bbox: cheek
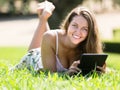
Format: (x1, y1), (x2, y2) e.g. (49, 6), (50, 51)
(67, 25), (75, 33)
(84, 33), (88, 38)
(67, 26), (72, 34)
(84, 33), (88, 40)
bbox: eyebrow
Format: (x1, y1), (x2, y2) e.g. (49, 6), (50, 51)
(72, 22), (88, 28)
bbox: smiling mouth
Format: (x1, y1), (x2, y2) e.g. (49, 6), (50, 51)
(72, 34), (81, 39)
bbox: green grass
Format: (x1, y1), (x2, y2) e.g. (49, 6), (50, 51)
(0, 47), (120, 90)
(102, 28), (120, 43)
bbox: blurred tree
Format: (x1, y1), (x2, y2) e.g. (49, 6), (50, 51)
(8, 0), (16, 15)
(113, 0), (120, 6)
(0, 0), (83, 28)
(0, 0), (6, 13)
(0, 0), (31, 15)
(0, 0), (6, 7)
(0, 0), (15, 15)
(20, 0), (30, 15)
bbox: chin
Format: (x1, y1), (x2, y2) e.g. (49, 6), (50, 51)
(72, 41), (82, 45)
(71, 37), (85, 45)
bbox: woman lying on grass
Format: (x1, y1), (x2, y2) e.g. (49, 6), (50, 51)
(13, 1), (106, 76)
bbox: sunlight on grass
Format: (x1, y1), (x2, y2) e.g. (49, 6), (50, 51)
(0, 47), (27, 65)
(106, 53), (120, 70)
(0, 47), (120, 90)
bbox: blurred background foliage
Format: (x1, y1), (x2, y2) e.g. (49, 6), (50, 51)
(0, 0), (31, 15)
(0, 0), (120, 28)
(0, 0), (120, 15)
(0, 0), (120, 53)
(0, 0), (84, 28)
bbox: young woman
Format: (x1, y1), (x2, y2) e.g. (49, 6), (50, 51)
(14, 1), (106, 76)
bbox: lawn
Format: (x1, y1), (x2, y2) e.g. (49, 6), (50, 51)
(0, 47), (120, 90)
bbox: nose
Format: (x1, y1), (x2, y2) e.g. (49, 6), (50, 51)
(76, 28), (82, 34)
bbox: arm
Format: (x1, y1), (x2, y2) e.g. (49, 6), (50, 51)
(41, 31), (81, 73)
(28, 19), (49, 50)
(28, 1), (55, 50)
(41, 31), (57, 72)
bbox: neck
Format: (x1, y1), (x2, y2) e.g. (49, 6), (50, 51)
(62, 34), (78, 50)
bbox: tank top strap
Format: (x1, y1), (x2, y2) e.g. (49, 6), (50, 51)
(55, 31), (58, 55)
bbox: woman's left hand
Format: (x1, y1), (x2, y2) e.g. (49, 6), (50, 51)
(96, 63), (106, 73)
(37, 1), (55, 20)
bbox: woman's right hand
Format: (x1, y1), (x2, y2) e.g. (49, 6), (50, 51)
(66, 60), (81, 76)
(37, 1), (55, 20)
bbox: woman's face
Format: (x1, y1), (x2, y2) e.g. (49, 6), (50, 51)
(67, 15), (88, 45)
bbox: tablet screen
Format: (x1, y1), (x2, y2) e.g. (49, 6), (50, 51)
(78, 53), (108, 75)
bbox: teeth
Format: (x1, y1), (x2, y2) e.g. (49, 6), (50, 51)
(73, 35), (80, 39)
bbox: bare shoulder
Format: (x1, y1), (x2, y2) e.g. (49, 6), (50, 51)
(42, 30), (56, 43)
(43, 29), (64, 39)
(41, 29), (63, 47)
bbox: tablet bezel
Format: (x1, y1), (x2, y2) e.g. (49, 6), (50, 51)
(78, 53), (108, 71)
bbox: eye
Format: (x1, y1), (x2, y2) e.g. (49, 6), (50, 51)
(81, 28), (88, 33)
(84, 28), (88, 32)
(72, 24), (78, 28)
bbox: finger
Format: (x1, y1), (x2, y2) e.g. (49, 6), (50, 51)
(70, 66), (81, 72)
(68, 69), (79, 76)
(44, 1), (55, 14)
(97, 66), (105, 73)
(72, 60), (80, 67)
(103, 63), (106, 69)
(97, 66), (103, 70)
(37, 5), (44, 9)
(37, 2), (45, 8)
(76, 67), (82, 72)
(69, 69), (78, 74)
(37, 3), (45, 15)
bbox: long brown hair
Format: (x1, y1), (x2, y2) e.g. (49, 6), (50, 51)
(60, 6), (103, 53)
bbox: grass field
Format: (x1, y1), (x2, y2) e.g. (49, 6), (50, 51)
(0, 47), (120, 90)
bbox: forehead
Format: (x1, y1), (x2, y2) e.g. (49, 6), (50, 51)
(71, 15), (88, 26)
